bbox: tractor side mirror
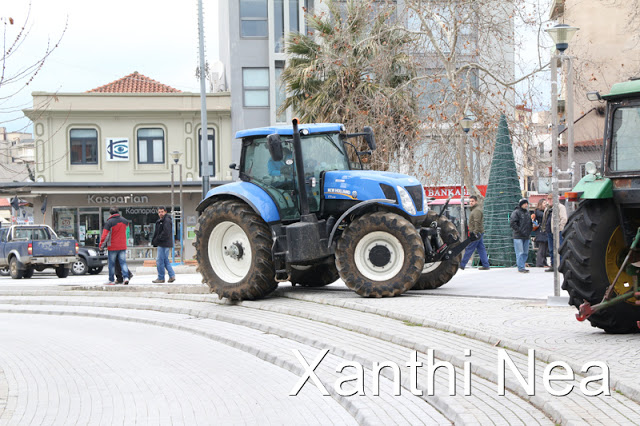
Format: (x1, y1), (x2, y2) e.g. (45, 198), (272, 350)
(267, 133), (283, 161)
(363, 126), (376, 150)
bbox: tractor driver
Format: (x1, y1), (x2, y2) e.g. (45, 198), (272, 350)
(268, 148), (293, 176)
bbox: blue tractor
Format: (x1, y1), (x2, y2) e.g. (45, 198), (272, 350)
(194, 119), (469, 300)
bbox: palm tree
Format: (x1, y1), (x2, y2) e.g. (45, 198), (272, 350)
(280, 0), (420, 170)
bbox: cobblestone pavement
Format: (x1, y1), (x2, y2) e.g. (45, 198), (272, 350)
(0, 270), (638, 425)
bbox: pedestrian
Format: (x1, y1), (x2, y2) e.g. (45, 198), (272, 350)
(543, 194), (568, 272)
(510, 198), (533, 273)
(151, 206), (176, 283)
(99, 206), (131, 285)
(460, 195), (490, 270)
(533, 199), (549, 267)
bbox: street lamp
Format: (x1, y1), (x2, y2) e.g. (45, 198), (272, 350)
(459, 116), (475, 239)
(170, 150), (184, 264)
(544, 23), (579, 300)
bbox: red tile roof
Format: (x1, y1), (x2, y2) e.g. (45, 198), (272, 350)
(87, 72), (181, 93)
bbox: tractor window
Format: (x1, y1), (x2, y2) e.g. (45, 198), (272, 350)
(300, 133), (350, 176)
(610, 106), (640, 172)
(243, 137), (300, 220)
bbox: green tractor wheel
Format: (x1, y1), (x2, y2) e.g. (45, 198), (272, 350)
(560, 199), (640, 333)
(194, 200), (278, 300)
(412, 212), (461, 290)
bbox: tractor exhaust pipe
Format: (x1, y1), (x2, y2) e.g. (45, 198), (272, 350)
(291, 118), (310, 216)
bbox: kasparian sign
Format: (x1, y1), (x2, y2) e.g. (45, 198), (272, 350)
(87, 194), (149, 205)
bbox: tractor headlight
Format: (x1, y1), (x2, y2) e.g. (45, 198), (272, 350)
(397, 186), (417, 215)
(422, 194), (429, 213)
(87, 249), (97, 256)
(585, 161), (597, 175)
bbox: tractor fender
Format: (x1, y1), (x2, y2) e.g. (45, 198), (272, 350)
(327, 198), (396, 248)
(197, 181), (281, 223)
(573, 175), (613, 200)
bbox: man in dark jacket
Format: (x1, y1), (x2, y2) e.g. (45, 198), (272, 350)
(460, 195), (490, 270)
(99, 206), (131, 284)
(151, 206), (176, 283)
(509, 198), (533, 273)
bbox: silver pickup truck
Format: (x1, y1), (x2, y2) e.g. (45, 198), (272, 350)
(0, 225), (78, 279)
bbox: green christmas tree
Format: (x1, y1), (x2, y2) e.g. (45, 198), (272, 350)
(483, 114), (522, 267)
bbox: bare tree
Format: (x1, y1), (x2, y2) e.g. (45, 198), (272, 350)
(1, 2), (66, 130)
(400, 0), (550, 196)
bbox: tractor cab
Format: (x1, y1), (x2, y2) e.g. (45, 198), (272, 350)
(236, 122), (372, 221)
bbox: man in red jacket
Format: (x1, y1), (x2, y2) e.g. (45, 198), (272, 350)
(99, 206), (131, 285)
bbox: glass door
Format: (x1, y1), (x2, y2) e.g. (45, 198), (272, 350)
(79, 210), (101, 247)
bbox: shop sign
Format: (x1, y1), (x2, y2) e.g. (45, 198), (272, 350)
(424, 185), (488, 199)
(106, 137), (130, 161)
(87, 194), (149, 205)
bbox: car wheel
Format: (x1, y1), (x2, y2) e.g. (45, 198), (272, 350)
(71, 258), (88, 275)
(9, 257), (24, 279)
(88, 266), (103, 275)
(0, 266), (9, 276)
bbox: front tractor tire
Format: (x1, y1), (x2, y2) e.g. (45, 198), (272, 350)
(336, 212), (425, 297)
(195, 200), (277, 300)
(560, 199), (640, 333)
(413, 212), (462, 290)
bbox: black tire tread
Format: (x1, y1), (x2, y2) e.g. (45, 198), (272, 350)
(413, 213), (461, 290)
(194, 200), (277, 300)
(335, 212), (424, 297)
(291, 259), (340, 287)
(559, 199), (640, 333)
(9, 257), (23, 280)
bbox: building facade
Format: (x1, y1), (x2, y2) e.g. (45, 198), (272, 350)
(550, 0), (640, 179)
(3, 72), (232, 261)
(0, 127), (34, 183)
(218, 0), (314, 167)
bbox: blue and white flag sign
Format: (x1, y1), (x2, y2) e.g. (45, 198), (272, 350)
(106, 138), (130, 161)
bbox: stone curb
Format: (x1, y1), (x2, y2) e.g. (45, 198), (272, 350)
(3, 294), (636, 424)
(0, 304), (443, 426)
(275, 289), (640, 406)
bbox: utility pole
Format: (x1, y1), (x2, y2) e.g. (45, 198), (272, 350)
(198, 0), (212, 200)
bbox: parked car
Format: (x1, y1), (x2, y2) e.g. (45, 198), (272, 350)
(0, 225), (78, 279)
(72, 246), (107, 275)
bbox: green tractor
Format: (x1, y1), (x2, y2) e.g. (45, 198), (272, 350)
(560, 78), (640, 333)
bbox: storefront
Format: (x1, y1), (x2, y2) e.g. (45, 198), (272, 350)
(6, 182), (214, 261)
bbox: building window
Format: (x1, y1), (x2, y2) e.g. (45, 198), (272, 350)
(240, 0), (268, 37)
(137, 128), (165, 164)
(199, 128), (216, 177)
(70, 129), (98, 164)
(243, 68), (269, 107)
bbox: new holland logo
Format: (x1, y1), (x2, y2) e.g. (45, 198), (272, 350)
(106, 138), (129, 161)
(325, 188), (358, 199)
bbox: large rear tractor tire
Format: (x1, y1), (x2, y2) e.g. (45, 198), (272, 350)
(413, 212), (462, 290)
(195, 200), (278, 300)
(560, 199), (640, 333)
(291, 258), (340, 287)
(336, 212), (424, 297)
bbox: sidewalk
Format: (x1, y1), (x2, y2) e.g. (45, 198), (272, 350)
(0, 265), (568, 301)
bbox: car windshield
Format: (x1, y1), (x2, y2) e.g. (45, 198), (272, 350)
(610, 106), (640, 172)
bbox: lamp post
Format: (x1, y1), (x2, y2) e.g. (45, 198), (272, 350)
(544, 23), (578, 299)
(459, 116), (475, 239)
(170, 150), (184, 264)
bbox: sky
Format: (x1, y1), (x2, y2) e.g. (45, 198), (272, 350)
(2, 0), (220, 133)
(2, 0), (553, 134)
